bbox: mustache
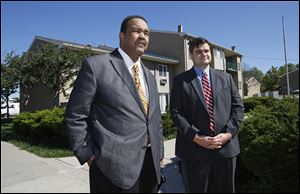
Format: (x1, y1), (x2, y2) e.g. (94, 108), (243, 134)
(136, 41), (147, 46)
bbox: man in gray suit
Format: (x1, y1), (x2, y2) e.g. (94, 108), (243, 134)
(65, 15), (164, 193)
(170, 37), (244, 193)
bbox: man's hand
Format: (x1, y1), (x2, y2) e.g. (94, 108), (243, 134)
(212, 133), (232, 145)
(193, 135), (221, 150)
(193, 133), (232, 150)
(87, 155), (95, 167)
(160, 159), (164, 167)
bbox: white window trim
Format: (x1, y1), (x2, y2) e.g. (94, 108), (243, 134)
(158, 64), (167, 77)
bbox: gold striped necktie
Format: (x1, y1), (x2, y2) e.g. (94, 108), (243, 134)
(133, 64), (149, 115)
(133, 64), (150, 145)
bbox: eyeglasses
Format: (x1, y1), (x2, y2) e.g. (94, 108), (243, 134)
(158, 170), (166, 191)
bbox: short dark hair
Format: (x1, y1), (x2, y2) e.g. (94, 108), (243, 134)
(188, 37), (210, 54)
(120, 15), (148, 33)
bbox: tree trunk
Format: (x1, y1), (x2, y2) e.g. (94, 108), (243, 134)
(5, 95), (10, 120)
(53, 91), (59, 107)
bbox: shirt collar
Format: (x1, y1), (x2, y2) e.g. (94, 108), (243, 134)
(194, 65), (210, 79)
(118, 47), (141, 70)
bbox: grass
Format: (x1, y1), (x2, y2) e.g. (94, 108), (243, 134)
(10, 140), (73, 157)
(1, 120), (73, 158)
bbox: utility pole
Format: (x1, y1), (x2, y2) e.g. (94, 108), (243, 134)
(282, 16), (290, 97)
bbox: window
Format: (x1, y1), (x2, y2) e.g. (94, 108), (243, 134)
(158, 65), (167, 77)
(213, 48), (224, 58)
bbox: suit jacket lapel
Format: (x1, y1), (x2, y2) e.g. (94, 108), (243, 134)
(209, 68), (218, 104)
(190, 69), (208, 113)
(142, 62), (153, 118)
(209, 68), (218, 131)
(109, 49), (146, 116)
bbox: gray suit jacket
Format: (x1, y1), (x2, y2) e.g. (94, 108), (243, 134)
(64, 49), (164, 189)
(170, 67), (244, 160)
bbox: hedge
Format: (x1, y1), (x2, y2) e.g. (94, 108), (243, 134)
(12, 107), (69, 148)
(243, 96), (278, 113)
(162, 112), (177, 140)
(236, 98), (299, 193)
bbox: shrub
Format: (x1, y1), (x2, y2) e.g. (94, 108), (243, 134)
(12, 107), (69, 148)
(243, 97), (278, 113)
(13, 109), (179, 148)
(162, 112), (177, 140)
(13, 111), (36, 136)
(237, 98), (299, 192)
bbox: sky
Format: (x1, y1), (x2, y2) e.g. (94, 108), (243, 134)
(1, 1), (299, 75)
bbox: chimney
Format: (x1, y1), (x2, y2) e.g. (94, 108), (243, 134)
(231, 46), (236, 51)
(178, 24), (183, 32)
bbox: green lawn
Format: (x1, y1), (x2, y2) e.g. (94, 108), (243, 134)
(1, 121), (73, 158)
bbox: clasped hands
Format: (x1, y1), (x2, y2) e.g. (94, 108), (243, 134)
(193, 133), (232, 150)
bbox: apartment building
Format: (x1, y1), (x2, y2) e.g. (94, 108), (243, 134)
(21, 36), (178, 113)
(21, 29), (243, 113)
(148, 25), (244, 99)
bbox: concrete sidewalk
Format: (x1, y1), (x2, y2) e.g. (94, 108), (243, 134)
(1, 140), (185, 193)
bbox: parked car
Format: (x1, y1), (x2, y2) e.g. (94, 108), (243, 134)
(1, 102), (20, 118)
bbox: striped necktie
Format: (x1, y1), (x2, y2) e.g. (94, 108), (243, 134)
(201, 71), (215, 132)
(133, 64), (149, 115)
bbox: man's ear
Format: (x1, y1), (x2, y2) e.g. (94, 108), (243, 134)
(119, 32), (124, 42)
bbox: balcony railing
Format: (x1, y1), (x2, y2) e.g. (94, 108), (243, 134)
(226, 61), (237, 71)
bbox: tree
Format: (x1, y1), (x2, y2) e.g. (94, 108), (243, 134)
(15, 44), (94, 107)
(243, 67), (264, 83)
(11, 51), (41, 109)
(1, 52), (19, 119)
(260, 63), (299, 93)
(278, 63), (298, 76)
(261, 66), (281, 92)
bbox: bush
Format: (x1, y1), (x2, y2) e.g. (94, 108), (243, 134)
(1, 123), (15, 141)
(13, 111), (36, 136)
(12, 107), (69, 148)
(243, 97), (278, 113)
(237, 98), (299, 192)
(12, 109), (179, 149)
(162, 112), (177, 140)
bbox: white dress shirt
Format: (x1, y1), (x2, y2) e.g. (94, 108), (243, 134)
(118, 48), (149, 100)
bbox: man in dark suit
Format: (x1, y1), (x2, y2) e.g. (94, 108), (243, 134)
(64, 15), (164, 193)
(170, 37), (244, 193)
